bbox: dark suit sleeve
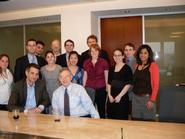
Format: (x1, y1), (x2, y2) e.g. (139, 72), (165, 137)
(79, 50), (89, 68)
(39, 80), (51, 109)
(56, 54), (67, 67)
(37, 56), (47, 79)
(14, 56), (29, 83)
(37, 56), (47, 67)
(14, 59), (21, 83)
(62, 55), (67, 67)
(101, 50), (110, 65)
(8, 82), (25, 112)
(77, 54), (81, 67)
(56, 55), (61, 66)
(79, 53), (84, 68)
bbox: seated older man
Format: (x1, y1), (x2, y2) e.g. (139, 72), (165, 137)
(52, 68), (99, 118)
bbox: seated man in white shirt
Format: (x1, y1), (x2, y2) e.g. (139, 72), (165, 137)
(52, 68), (99, 118)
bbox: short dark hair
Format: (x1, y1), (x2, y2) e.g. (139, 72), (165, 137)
(124, 42), (135, 50)
(36, 40), (45, 47)
(136, 44), (154, 65)
(113, 48), (124, 55)
(45, 50), (55, 58)
(64, 39), (74, 46)
(68, 51), (79, 60)
(87, 35), (98, 43)
(26, 63), (40, 72)
(26, 38), (36, 46)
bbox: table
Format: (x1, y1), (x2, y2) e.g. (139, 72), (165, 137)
(0, 110), (185, 139)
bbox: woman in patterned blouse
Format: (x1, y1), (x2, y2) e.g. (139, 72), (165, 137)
(68, 51), (83, 85)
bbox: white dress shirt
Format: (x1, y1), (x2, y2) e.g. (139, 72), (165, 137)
(52, 83), (99, 118)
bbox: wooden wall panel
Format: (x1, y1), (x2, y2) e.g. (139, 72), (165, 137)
(101, 16), (142, 66)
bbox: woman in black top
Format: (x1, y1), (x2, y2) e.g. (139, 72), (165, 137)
(132, 44), (159, 121)
(107, 48), (133, 120)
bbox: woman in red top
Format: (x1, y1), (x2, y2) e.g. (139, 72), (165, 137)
(83, 44), (109, 118)
(132, 44), (159, 121)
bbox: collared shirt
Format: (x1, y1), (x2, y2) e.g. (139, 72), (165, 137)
(52, 83), (100, 118)
(25, 82), (36, 109)
(27, 53), (38, 64)
(83, 57), (109, 89)
(25, 82), (44, 112)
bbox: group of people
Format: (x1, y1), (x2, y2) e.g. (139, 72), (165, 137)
(0, 34), (159, 121)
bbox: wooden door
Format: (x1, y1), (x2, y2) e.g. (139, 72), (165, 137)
(101, 16), (142, 66)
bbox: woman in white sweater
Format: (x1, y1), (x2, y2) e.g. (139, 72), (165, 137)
(0, 54), (13, 111)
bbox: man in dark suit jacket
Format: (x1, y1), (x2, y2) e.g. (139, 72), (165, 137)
(8, 63), (50, 113)
(80, 35), (110, 68)
(56, 39), (75, 67)
(14, 38), (46, 82)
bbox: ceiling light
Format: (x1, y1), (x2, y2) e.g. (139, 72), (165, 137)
(170, 35), (180, 38)
(171, 31), (184, 35)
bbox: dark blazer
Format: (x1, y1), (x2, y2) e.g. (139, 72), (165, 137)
(80, 49), (110, 68)
(14, 55), (46, 82)
(56, 53), (67, 67)
(8, 79), (50, 112)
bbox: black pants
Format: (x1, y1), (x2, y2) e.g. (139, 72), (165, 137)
(0, 104), (8, 111)
(95, 87), (107, 118)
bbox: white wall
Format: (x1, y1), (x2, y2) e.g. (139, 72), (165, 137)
(60, 6), (91, 53)
(0, 0), (184, 53)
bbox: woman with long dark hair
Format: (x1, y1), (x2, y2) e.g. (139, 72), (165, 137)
(0, 54), (13, 110)
(132, 44), (159, 120)
(68, 51), (83, 85)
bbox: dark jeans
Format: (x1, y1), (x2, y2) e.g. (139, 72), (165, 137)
(95, 87), (107, 118)
(85, 87), (95, 103)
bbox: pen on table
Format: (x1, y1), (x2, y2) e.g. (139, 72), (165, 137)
(121, 127), (123, 139)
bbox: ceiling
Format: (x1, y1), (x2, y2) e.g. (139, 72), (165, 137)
(0, 0), (114, 13)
